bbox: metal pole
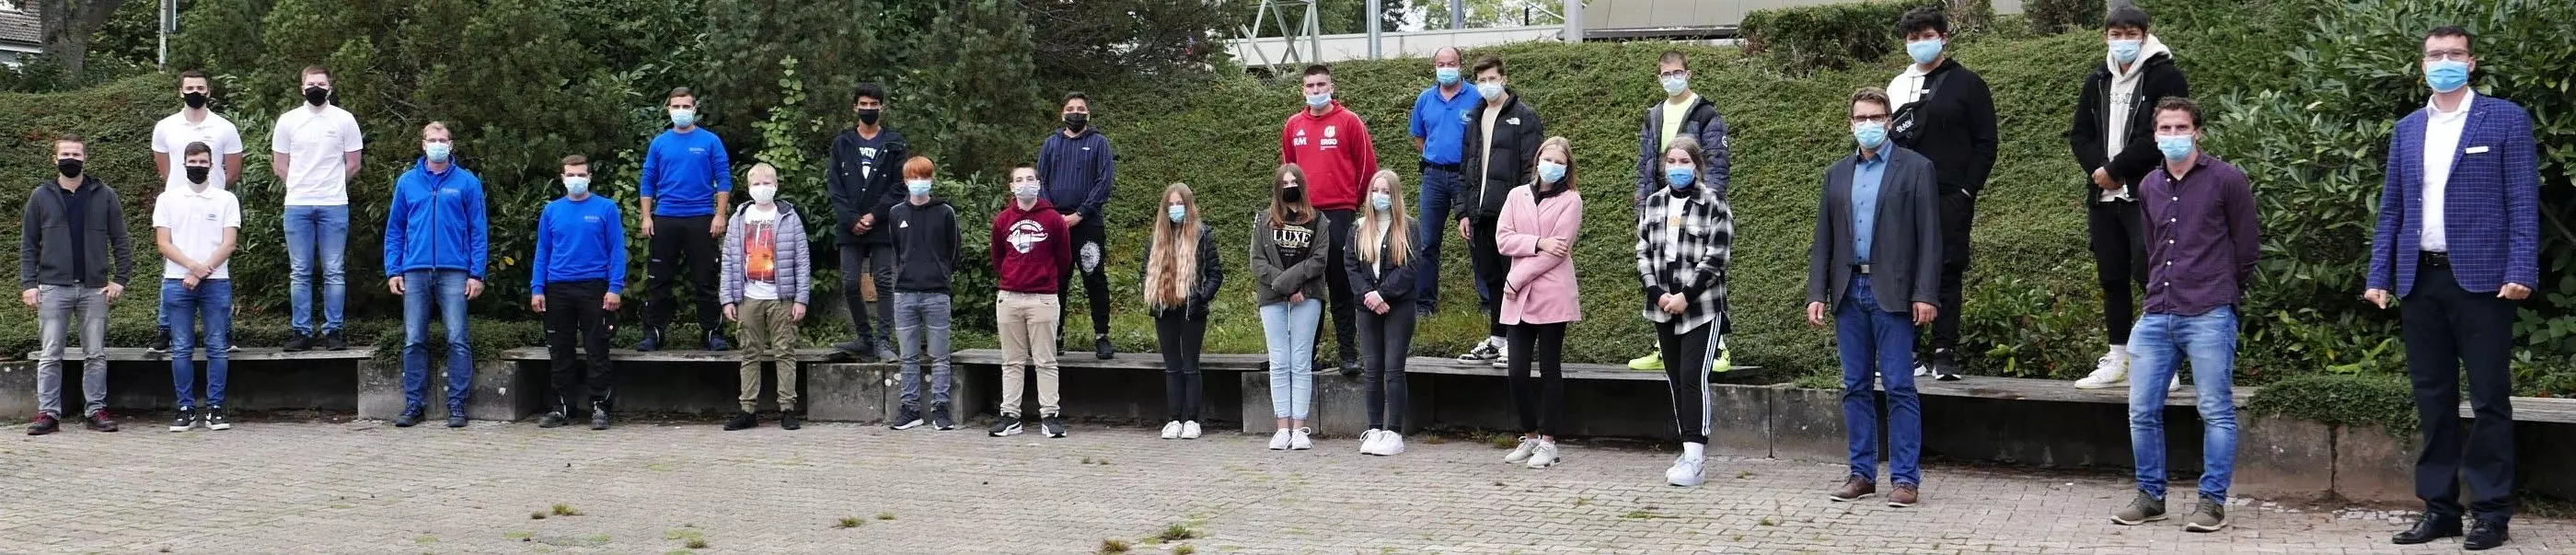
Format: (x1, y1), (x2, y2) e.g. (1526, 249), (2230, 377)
(1366, 0), (1380, 60)
(158, 0), (174, 70)
(1561, 0), (1582, 43)
(1305, 1), (1321, 65)
(1448, 0), (1463, 29)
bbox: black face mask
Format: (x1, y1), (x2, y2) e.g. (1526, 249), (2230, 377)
(184, 92), (210, 110)
(1063, 112), (1089, 131)
(186, 166), (212, 185)
(304, 86), (329, 107)
(57, 158), (83, 179)
(1279, 185), (1303, 203)
(857, 109), (882, 126)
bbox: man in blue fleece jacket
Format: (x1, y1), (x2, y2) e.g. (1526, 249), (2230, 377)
(636, 87), (734, 353)
(532, 154), (627, 431)
(382, 121), (489, 428)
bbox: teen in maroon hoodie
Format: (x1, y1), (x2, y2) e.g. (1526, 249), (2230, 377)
(1281, 64), (1379, 376)
(990, 164), (1073, 438)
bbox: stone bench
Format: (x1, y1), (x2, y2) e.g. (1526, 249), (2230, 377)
(1241, 355), (1771, 438)
(2, 348), (372, 416)
(953, 349), (1267, 426)
(489, 347), (900, 422)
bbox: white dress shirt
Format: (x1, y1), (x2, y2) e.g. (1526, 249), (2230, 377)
(2419, 90), (2475, 253)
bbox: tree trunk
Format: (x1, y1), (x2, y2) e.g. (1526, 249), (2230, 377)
(41, 0), (128, 81)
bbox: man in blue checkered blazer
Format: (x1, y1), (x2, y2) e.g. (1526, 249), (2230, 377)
(2366, 26), (2539, 552)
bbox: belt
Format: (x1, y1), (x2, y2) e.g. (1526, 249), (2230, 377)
(1853, 264), (1874, 275)
(1420, 161), (1461, 172)
(2421, 251), (2451, 268)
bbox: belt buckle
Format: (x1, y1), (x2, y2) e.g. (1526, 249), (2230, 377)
(1854, 264), (1874, 274)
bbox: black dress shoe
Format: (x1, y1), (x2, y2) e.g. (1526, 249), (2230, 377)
(2465, 518), (2509, 550)
(2391, 514), (2461, 545)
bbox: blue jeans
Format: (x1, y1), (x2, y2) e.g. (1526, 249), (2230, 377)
(895, 292), (954, 410)
(163, 279), (233, 409)
(2126, 306), (2239, 504)
(1411, 166), (1459, 312)
(1260, 299), (1322, 420)
(1837, 276), (1922, 486)
(283, 204), (349, 334)
(401, 270), (473, 410)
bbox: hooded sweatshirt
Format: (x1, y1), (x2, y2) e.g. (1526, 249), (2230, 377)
(888, 197), (961, 294)
(1037, 127), (1115, 222)
(383, 158), (490, 279)
(1885, 59), (1999, 197)
(2070, 35), (2190, 201)
(993, 198), (1072, 294)
(1279, 101), (1378, 212)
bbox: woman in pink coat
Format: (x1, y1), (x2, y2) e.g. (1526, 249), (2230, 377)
(1495, 136), (1583, 469)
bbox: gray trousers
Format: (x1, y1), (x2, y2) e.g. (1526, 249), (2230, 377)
(36, 284), (111, 417)
(894, 292), (954, 410)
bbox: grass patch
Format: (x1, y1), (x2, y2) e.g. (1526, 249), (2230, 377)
(1621, 509), (1667, 519)
(834, 516), (865, 529)
(529, 511), (547, 520)
(1097, 538), (1132, 553)
(1759, 517), (1779, 526)
(503, 531), (534, 540)
(1174, 546), (1197, 555)
(413, 536), (437, 544)
(1156, 523), (1199, 543)
(684, 538), (708, 549)
(876, 511), (897, 520)
(549, 503), (583, 516)
(664, 529), (705, 541)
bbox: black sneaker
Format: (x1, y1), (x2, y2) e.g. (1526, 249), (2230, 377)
(537, 410), (569, 428)
(780, 411), (802, 431)
(1932, 350), (1963, 381)
(283, 332), (317, 353)
(890, 406), (925, 430)
(169, 407), (198, 433)
(27, 413), (59, 435)
(1338, 353), (1362, 377)
(724, 410), (758, 431)
(393, 406), (424, 427)
(833, 340), (873, 363)
(86, 410), (119, 432)
(590, 403), (610, 430)
(930, 403), (956, 431)
(322, 330), (348, 351)
(445, 412), (468, 428)
(988, 416), (1023, 437)
(1094, 336), (1115, 360)
(1041, 414), (1067, 438)
(705, 330), (732, 352)
(148, 329), (171, 355)
(204, 406), (231, 431)
(635, 327), (664, 353)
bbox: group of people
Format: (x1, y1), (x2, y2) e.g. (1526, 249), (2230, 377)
(13, 5), (2537, 549)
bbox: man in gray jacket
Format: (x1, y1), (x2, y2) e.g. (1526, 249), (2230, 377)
(20, 135), (133, 435)
(1806, 88), (1940, 507)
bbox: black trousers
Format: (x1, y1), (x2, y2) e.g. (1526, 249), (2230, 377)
(2402, 259), (2517, 522)
(1507, 321), (1567, 435)
(1156, 314), (1207, 422)
(1657, 320), (1716, 445)
(642, 214), (722, 331)
(2087, 199), (2148, 345)
(543, 280), (615, 408)
(1357, 304), (1417, 430)
(1468, 216), (1509, 339)
(1929, 191), (1976, 356)
(1311, 209), (1360, 362)
(1057, 217), (1113, 341)
(838, 243), (897, 349)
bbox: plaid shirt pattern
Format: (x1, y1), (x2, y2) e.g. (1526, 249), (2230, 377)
(1635, 186), (1734, 333)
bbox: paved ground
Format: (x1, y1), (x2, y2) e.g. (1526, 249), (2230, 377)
(0, 417), (2566, 554)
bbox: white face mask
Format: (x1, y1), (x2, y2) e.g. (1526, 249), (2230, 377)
(749, 185), (778, 204)
(1012, 183), (1041, 202)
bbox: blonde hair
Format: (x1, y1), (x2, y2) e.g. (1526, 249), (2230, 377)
(747, 162), (779, 183)
(1357, 169), (1413, 267)
(1144, 182), (1204, 309)
(1266, 164), (1318, 228)
(1534, 136), (1576, 191)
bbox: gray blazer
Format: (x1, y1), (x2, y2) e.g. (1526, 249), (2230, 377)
(1806, 146), (1943, 313)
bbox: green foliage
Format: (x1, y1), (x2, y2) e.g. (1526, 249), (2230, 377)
(1027, 0), (1243, 80)
(2245, 374), (2419, 434)
(2020, 0), (2102, 36)
(1740, 0), (1940, 75)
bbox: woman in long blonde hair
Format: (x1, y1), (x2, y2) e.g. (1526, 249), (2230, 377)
(1141, 182), (1224, 439)
(1347, 168), (1424, 456)
(1253, 164), (1327, 450)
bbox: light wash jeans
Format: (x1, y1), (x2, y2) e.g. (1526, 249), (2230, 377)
(400, 270), (473, 411)
(35, 284), (110, 417)
(1260, 299), (1323, 420)
(283, 204), (349, 334)
(2126, 305), (2239, 504)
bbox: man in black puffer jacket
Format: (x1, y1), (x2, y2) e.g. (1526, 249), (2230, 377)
(1451, 54), (1545, 368)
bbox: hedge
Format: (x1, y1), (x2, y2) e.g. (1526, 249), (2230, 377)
(1740, 0), (1941, 75)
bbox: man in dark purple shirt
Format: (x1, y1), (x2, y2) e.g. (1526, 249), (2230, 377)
(2109, 97), (2256, 534)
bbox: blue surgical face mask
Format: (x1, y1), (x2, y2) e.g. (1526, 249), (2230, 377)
(907, 179), (933, 198)
(1907, 38), (1945, 65)
(1370, 192), (1392, 212)
(1665, 166), (1696, 190)
(1660, 75), (1689, 97)
(1537, 160), (1567, 185)
(1435, 66), (1460, 86)
(669, 109), (697, 128)
(1474, 81), (1505, 100)
(1304, 92), (1332, 110)
(1853, 121), (1889, 150)
(562, 177), (590, 197)
(1167, 204), (1187, 223)
(423, 143), (451, 163)
(2155, 133), (2196, 160)
(2426, 60), (2471, 94)
(2108, 39), (2143, 64)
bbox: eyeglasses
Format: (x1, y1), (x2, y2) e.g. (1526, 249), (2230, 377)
(2423, 50), (2471, 63)
(1849, 114), (1891, 124)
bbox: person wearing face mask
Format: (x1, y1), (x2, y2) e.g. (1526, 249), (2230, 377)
(1628, 50), (1735, 374)
(2373, 26), (2539, 551)
(1037, 92), (1118, 360)
(1280, 64), (1378, 375)
(1635, 135), (1731, 486)
(2106, 97), (2256, 535)
(1404, 46), (1480, 317)
(720, 163), (814, 433)
(532, 155), (627, 431)
(2069, 6), (2191, 391)
(636, 87), (735, 353)
(1884, 7), (1995, 382)
(1141, 183), (1223, 441)
(989, 165), (1073, 438)
(20, 134), (133, 435)
(382, 121), (491, 429)
(269, 64), (364, 353)
(885, 157), (964, 434)
(1807, 88), (1941, 507)
(154, 142), (241, 433)
(1348, 169), (1422, 457)
(1253, 164), (1327, 451)
(147, 70), (247, 357)
(1451, 54), (1545, 370)
(826, 83), (912, 363)
(1496, 137), (1583, 470)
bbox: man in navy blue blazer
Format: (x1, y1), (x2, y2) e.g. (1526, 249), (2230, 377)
(2365, 26), (2539, 552)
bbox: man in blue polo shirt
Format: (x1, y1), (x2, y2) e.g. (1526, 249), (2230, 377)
(1406, 46), (1480, 316)
(533, 154), (626, 431)
(383, 121), (490, 428)
(637, 87), (734, 353)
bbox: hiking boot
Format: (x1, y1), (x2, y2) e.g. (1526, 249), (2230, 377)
(890, 406), (926, 430)
(635, 327), (665, 353)
(1041, 414), (1067, 438)
(169, 407), (198, 432)
(2182, 499), (2226, 532)
(930, 403), (956, 431)
(322, 330), (348, 351)
(780, 410), (802, 431)
(205, 406), (230, 431)
(27, 413), (60, 435)
(283, 332), (316, 353)
(589, 403), (610, 430)
(86, 410), (118, 432)
(148, 329), (171, 355)
(1095, 336), (1115, 360)
(1888, 484), (1921, 508)
(704, 330), (732, 352)
(2111, 491), (2167, 525)
(988, 416), (1024, 437)
(1829, 477), (1877, 502)
(393, 406), (425, 427)
(537, 410), (570, 428)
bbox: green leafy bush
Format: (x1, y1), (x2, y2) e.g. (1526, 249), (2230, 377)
(1740, 0), (1940, 75)
(2021, 0), (2102, 36)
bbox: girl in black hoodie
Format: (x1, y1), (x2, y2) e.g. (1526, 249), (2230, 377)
(1142, 182), (1223, 440)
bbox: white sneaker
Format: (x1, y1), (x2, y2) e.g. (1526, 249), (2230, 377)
(2074, 350), (2130, 389)
(1377, 432), (1405, 456)
(1525, 440), (1558, 468)
(1912, 363), (1932, 377)
(1665, 454), (1705, 486)
(1269, 428), (1293, 450)
(1492, 353), (1510, 369)
(1290, 427), (1313, 450)
(1181, 421), (1203, 439)
(2168, 376), (2187, 395)
(1357, 429), (1382, 455)
(1161, 421), (1184, 440)
(1504, 437), (1537, 464)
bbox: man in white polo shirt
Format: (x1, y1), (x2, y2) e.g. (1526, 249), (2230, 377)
(271, 64), (364, 353)
(149, 69), (246, 355)
(155, 142), (242, 432)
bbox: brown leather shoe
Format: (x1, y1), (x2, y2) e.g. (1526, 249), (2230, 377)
(1829, 477), (1877, 502)
(1888, 484), (1921, 507)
